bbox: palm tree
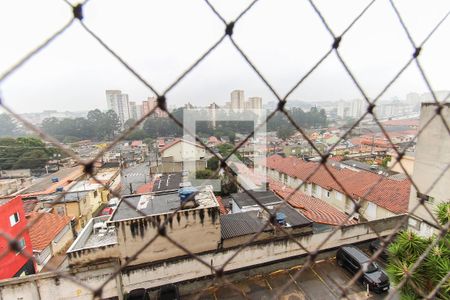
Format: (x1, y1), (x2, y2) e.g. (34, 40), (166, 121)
(386, 202), (450, 299)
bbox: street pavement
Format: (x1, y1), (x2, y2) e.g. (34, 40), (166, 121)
(183, 256), (399, 300)
(121, 162), (150, 195)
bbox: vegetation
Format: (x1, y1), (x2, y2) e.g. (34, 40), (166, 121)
(386, 202), (450, 299)
(0, 137), (63, 170)
(41, 109), (121, 142)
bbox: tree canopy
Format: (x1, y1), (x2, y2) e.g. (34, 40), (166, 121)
(0, 137), (62, 170)
(386, 202), (450, 299)
(41, 109), (121, 142)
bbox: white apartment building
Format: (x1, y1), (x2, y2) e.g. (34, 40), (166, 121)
(246, 97), (262, 110)
(231, 90), (245, 110)
(105, 90), (131, 126)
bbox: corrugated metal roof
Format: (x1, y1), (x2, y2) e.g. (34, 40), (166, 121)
(220, 203), (311, 239)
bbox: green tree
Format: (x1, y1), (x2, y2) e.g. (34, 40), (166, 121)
(386, 202), (450, 299)
(277, 126), (295, 140)
(0, 137), (54, 170)
(207, 156), (219, 171)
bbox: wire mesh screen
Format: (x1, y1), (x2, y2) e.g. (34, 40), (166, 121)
(0, 0), (449, 299)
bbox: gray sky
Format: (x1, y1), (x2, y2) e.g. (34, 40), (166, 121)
(0, 0), (449, 113)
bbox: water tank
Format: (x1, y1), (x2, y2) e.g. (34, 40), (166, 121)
(178, 187), (198, 203)
(276, 212), (287, 226)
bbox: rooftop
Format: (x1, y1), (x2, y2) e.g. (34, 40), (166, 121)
(269, 180), (357, 226)
(220, 203), (312, 239)
(230, 191), (283, 209)
(111, 186), (218, 222)
(27, 212), (72, 251)
(152, 173), (183, 192)
(67, 215), (117, 252)
(264, 155), (411, 214)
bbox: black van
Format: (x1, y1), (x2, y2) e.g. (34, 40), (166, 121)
(336, 245), (390, 293)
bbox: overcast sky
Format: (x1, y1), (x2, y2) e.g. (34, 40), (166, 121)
(0, 0), (449, 113)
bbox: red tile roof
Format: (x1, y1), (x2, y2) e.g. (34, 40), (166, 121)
(269, 180), (356, 226)
(263, 155), (410, 214)
(136, 182), (154, 194)
(27, 212), (72, 251)
(215, 196), (228, 214)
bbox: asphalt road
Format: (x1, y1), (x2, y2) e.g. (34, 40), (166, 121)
(121, 162), (150, 195)
(183, 256), (399, 300)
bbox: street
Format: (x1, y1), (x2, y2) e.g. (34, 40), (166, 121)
(121, 162), (150, 195)
(182, 256), (398, 300)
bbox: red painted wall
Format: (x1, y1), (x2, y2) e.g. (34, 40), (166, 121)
(0, 195), (35, 279)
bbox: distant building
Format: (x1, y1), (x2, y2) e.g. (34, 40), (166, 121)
(408, 103), (450, 236)
(157, 138), (206, 174)
(105, 90), (131, 126)
(142, 96), (167, 118)
(246, 97), (263, 110)
(0, 196), (36, 280)
(129, 101), (138, 120)
(231, 90), (245, 110)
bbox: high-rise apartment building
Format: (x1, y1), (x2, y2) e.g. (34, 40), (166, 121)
(231, 90), (245, 110)
(246, 97), (262, 110)
(105, 90), (131, 126)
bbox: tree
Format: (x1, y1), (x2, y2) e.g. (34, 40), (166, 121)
(207, 156), (219, 171)
(386, 202), (450, 299)
(0, 114), (18, 137)
(277, 126), (295, 140)
(0, 137), (55, 170)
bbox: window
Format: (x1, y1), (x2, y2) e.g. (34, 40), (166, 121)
(93, 190), (98, 198)
(9, 212), (20, 226)
(417, 192), (434, 203)
(326, 191), (331, 198)
(15, 238), (26, 254)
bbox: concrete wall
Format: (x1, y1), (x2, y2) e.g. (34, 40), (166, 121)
(121, 214), (403, 292)
(0, 263), (119, 300)
(0, 215), (404, 299)
(161, 142), (205, 162)
(408, 103), (450, 236)
(112, 207), (220, 266)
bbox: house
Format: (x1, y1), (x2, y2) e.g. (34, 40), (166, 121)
(67, 185), (221, 267)
(0, 196), (36, 280)
(37, 184), (105, 232)
(27, 212), (73, 271)
(258, 154), (411, 221)
(159, 138), (206, 162)
(156, 138), (207, 174)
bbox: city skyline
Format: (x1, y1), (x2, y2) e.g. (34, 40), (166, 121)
(1, 0), (450, 113)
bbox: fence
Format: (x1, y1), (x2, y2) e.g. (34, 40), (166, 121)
(0, 0), (449, 299)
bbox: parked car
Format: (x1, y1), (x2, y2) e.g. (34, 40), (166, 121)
(158, 284), (180, 300)
(337, 245), (390, 293)
(369, 239), (389, 261)
(100, 198), (119, 216)
(126, 288), (150, 300)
